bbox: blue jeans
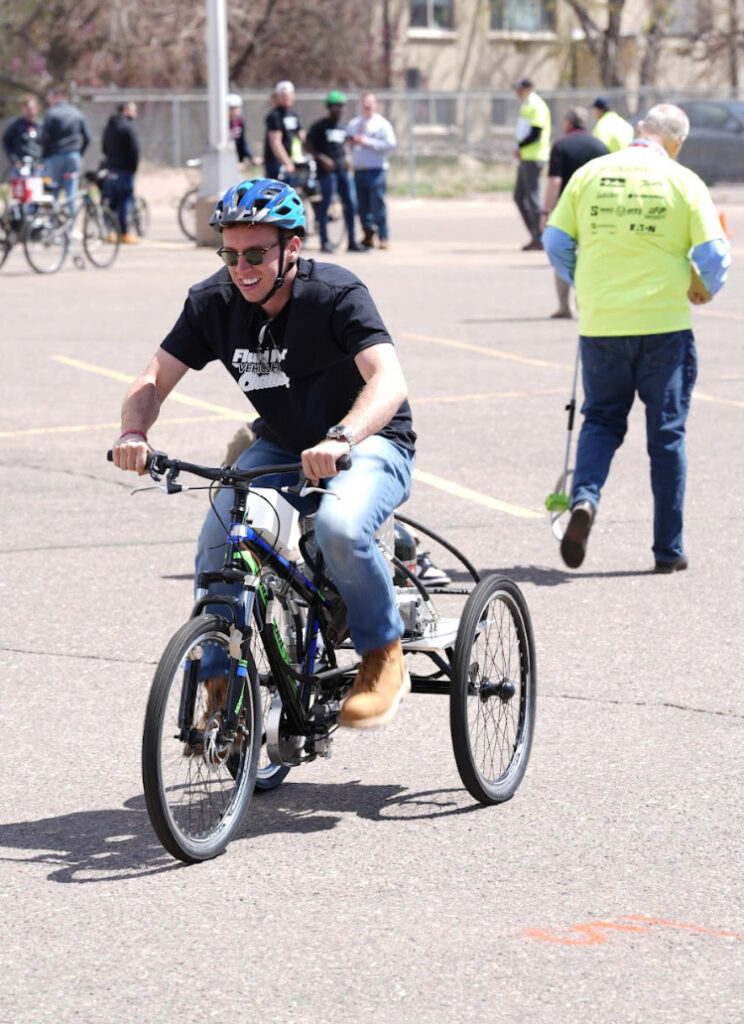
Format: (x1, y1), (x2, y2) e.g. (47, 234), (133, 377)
(44, 152), (81, 208)
(572, 330), (698, 563)
(103, 170), (135, 233)
(195, 434), (414, 675)
(317, 167), (357, 246)
(354, 167), (388, 241)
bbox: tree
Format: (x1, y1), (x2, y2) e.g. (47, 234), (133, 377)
(561, 0), (628, 87)
(0, 0), (383, 100)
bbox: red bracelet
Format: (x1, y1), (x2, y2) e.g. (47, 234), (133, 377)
(120, 429), (148, 442)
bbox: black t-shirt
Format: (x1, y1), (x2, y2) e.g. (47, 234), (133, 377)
(160, 258), (416, 455)
(263, 106), (302, 167)
(548, 131), (609, 191)
(307, 116), (348, 174)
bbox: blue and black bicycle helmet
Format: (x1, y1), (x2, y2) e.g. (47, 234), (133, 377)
(210, 177), (306, 236)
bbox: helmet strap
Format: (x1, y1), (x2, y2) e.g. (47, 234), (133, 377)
(252, 236), (289, 307)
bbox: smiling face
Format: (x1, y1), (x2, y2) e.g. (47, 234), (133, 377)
(221, 223), (301, 310)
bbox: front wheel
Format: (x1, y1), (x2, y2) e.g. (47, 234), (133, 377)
(178, 187), (197, 241)
(22, 209), (69, 273)
(450, 575), (536, 804)
(142, 615), (261, 863)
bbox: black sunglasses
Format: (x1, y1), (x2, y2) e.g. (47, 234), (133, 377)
(217, 241), (280, 267)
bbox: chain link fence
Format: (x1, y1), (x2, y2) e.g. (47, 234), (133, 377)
(4, 85), (743, 192)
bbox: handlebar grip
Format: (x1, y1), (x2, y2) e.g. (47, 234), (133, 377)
(106, 449), (156, 469)
(336, 454), (352, 471)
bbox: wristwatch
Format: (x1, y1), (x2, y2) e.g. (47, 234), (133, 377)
(326, 424), (356, 449)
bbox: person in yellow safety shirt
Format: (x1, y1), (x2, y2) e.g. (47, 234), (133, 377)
(542, 104), (731, 574)
(591, 97), (634, 152)
(513, 77), (551, 250)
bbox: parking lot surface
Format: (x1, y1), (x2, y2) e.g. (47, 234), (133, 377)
(1, 186), (742, 1023)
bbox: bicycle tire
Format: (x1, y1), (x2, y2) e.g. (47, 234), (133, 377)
(132, 195), (150, 236)
(325, 195), (345, 250)
(178, 187), (198, 241)
(450, 575), (536, 805)
(0, 198), (12, 270)
(22, 209), (69, 274)
(142, 615), (261, 863)
(83, 204), (120, 268)
(252, 603), (292, 791)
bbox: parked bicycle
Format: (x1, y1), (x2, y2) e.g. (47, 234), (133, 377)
(23, 170), (120, 274)
(108, 448), (537, 864)
(176, 158), (202, 241)
(0, 158), (45, 270)
(280, 159), (345, 251)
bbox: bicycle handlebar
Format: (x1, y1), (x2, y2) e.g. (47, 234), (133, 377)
(106, 449), (351, 487)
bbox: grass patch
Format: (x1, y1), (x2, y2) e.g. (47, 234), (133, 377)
(387, 156), (515, 198)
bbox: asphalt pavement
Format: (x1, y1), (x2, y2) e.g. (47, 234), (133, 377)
(1, 185), (742, 1024)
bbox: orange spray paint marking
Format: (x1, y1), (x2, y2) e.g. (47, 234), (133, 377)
(524, 916), (744, 945)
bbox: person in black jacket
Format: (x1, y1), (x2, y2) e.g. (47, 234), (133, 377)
(2, 95), (42, 171)
(101, 101), (140, 242)
(40, 86), (90, 205)
(539, 107), (608, 318)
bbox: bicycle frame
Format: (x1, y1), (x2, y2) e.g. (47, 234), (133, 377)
(188, 469), (350, 744)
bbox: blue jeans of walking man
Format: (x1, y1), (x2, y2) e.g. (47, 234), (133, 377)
(572, 330), (698, 563)
(196, 433), (414, 677)
(354, 167), (389, 243)
(317, 166), (357, 248)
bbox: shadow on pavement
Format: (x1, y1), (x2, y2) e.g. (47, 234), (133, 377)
(448, 565), (656, 586)
(0, 783), (479, 883)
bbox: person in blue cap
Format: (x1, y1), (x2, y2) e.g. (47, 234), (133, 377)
(111, 177), (416, 729)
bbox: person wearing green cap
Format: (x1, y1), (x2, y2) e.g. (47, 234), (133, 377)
(306, 90), (365, 252)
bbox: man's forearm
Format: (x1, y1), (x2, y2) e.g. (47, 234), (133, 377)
(121, 376), (163, 435)
(342, 369), (406, 443)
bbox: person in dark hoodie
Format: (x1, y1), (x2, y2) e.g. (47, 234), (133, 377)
(101, 101), (140, 242)
(40, 86), (90, 207)
(2, 95), (42, 171)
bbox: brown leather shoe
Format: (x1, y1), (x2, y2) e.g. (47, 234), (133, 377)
(378, 239), (389, 250)
(362, 227), (375, 248)
(338, 639), (410, 729)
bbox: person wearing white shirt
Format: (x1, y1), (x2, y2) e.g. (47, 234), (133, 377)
(347, 92), (396, 249)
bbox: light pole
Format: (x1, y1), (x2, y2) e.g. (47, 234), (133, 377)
(196, 0), (240, 244)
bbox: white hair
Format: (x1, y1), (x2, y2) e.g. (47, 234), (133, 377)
(274, 80), (295, 94)
(639, 104), (689, 144)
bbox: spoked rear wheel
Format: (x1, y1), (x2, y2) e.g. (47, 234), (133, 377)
(450, 575), (536, 805)
(22, 209), (69, 273)
(252, 612), (291, 792)
(326, 195), (345, 250)
(142, 615), (261, 863)
(132, 195), (150, 236)
(177, 187), (197, 241)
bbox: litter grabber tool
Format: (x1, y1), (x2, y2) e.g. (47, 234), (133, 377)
(545, 341), (580, 540)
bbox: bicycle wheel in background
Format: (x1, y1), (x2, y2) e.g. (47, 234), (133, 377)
(142, 614), (261, 863)
(131, 195), (150, 237)
(83, 204), (120, 268)
(22, 209), (69, 274)
(450, 575), (536, 805)
(177, 187), (197, 241)
(325, 194), (345, 250)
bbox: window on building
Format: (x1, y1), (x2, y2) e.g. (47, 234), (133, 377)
(414, 96), (457, 127)
(490, 0), (555, 32)
(410, 0), (455, 30)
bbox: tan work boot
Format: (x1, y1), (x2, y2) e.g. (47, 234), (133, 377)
(338, 639), (410, 729)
